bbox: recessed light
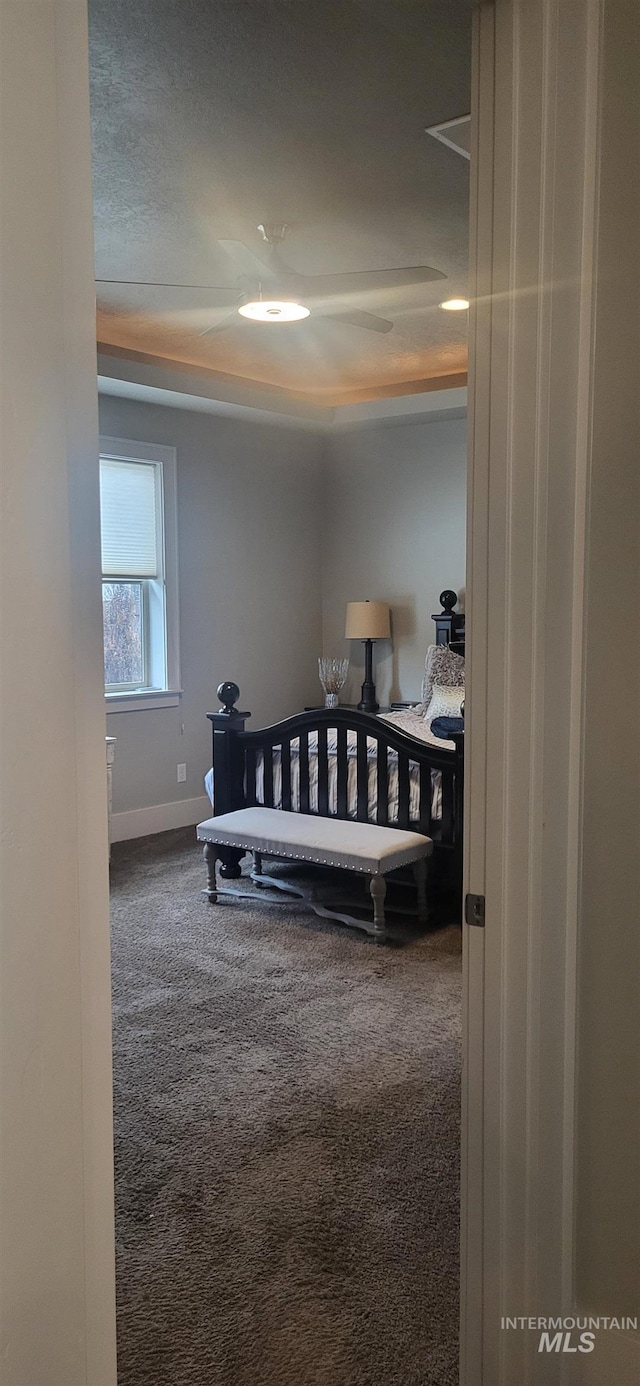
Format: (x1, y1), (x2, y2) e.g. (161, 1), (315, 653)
(439, 298), (469, 311)
(238, 299), (310, 323)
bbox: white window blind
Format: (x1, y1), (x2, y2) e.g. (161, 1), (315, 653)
(100, 458), (159, 577)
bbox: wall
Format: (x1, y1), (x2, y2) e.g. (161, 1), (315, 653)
(1, 3), (117, 1382)
(98, 396), (324, 832)
(321, 417), (467, 706)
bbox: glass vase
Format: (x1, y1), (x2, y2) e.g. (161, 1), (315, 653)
(318, 656), (349, 709)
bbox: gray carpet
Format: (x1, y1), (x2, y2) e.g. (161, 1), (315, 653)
(110, 828), (461, 1386)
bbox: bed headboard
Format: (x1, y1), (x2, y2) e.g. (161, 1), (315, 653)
(432, 590), (465, 655)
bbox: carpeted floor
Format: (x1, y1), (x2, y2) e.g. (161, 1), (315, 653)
(110, 828), (461, 1386)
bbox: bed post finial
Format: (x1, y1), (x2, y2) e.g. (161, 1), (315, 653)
(207, 682), (250, 879)
(433, 590), (465, 651)
(217, 680), (240, 714)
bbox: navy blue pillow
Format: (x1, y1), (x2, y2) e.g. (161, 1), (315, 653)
(431, 715), (464, 740)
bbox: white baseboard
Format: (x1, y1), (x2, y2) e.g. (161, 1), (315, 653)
(111, 794), (211, 843)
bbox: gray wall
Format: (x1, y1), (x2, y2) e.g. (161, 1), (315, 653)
(99, 396), (324, 814)
(100, 399), (467, 816)
(321, 418), (467, 706)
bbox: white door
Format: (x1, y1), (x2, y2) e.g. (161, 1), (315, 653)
(461, 3), (640, 1383)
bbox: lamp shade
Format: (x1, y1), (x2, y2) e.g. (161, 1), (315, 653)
(345, 601), (391, 640)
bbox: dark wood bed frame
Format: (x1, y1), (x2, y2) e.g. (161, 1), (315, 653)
(207, 592), (465, 905)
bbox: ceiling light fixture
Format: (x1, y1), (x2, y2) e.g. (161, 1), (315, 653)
(238, 298), (310, 323)
(439, 298), (470, 311)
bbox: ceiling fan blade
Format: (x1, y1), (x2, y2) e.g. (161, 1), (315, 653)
(324, 309), (393, 334)
(96, 279), (240, 305)
(302, 264), (446, 296)
(198, 310), (240, 338)
(218, 240), (276, 282)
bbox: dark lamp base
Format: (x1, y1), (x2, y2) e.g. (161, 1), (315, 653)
(358, 687), (379, 714)
(358, 639), (380, 713)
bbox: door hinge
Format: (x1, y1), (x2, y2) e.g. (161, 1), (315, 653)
(465, 892), (485, 927)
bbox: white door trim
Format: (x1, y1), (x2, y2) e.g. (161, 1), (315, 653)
(459, 7), (494, 1382)
(462, 2), (639, 1382)
(0, 3), (117, 1381)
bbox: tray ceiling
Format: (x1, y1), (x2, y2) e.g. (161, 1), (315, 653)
(89, 0), (472, 405)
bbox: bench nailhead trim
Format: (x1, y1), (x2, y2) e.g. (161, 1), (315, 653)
(198, 835), (429, 872)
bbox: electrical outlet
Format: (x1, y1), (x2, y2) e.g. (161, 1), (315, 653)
(177, 763), (187, 783)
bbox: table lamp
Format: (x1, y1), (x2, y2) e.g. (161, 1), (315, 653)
(345, 600), (391, 712)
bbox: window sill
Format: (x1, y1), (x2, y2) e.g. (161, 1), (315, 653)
(105, 690), (182, 713)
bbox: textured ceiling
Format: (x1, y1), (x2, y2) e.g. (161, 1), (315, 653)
(89, 0), (472, 404)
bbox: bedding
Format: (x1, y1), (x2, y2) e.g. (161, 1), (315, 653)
(205, 708), (454, 825)
(431, 715), (465, 740)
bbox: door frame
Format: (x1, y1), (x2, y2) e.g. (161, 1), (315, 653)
(461, 3), (640, 1382)
(0, 3), (117, 1382)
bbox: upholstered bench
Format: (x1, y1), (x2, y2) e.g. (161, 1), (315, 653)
(196, 807), (433, 943)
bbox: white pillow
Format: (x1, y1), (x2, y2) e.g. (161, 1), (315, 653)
(424, 685), (464, 726)
(421, 643), (465, 712)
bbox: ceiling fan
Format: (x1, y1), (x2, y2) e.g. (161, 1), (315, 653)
(96, 223), (446, 336)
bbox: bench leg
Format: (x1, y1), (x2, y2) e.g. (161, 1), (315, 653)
(412, 856), (429, 924)
(203, 842), (219, 902)
(252, 850), (263, 885)
(369, 874), (387, 942)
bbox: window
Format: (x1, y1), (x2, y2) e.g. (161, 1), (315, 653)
(99, 438), (180, 710)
